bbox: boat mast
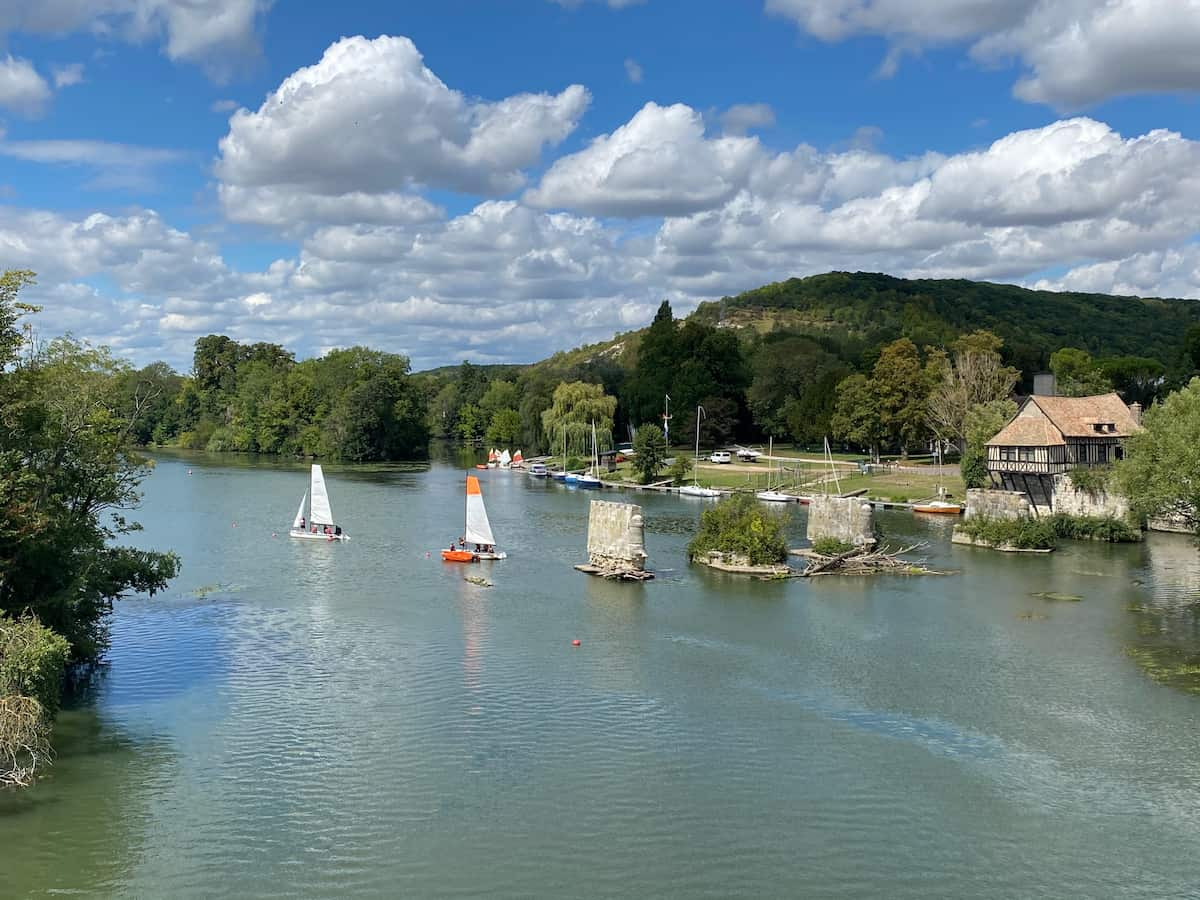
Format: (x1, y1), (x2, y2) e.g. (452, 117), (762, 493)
(694, 405), (704, 486)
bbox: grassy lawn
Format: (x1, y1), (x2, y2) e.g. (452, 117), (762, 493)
(826, 471), (966, 503)
(605, 458), (964, 503)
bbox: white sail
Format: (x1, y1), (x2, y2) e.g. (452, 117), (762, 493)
(292, 490), (307, 530)
(309, 464), (334, 525)
(499, 449), (512, 466)
(463, 476), (495, 545)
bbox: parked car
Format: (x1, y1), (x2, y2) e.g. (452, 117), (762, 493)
(709, 451), (732, 464)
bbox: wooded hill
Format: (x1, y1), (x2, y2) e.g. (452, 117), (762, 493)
(519, 271), (1200, 384)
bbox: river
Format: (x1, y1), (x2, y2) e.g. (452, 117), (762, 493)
(3, 452), (1200, 898)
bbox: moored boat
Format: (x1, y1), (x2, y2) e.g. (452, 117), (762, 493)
(528, 462), (549, 477)
(913, 499), (965, 515)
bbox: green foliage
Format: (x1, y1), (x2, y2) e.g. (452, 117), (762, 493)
(632, 424), (667, 483)
(667, 454), (693, 486)
(540, 381), (617, 457)
(1099, 356), (1165, 406)
(960, 445), (989, 489)
(0, 616), (69, 716)
(1117, 378), (1200, 532)
(926, 331), (1019, 445)
(960, 399), (1017, 488)
(1050, 347), (1111, 397)
(1047, 514), (1140, 543)
(957, 513), (1139, 549)
(0, 276), (180, 662)
(687, 493), (788, 566)
(485, 408), (521, 446)
(830, 373), (884, 459)
(956, 517), (1057, 550)
(812, 537), (854, 556)
(1065, 465), (1112, 494)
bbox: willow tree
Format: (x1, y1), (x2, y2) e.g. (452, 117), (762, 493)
(540, 381), (617, 458)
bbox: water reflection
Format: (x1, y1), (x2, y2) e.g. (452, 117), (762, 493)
(1126, 534), (1200, 694)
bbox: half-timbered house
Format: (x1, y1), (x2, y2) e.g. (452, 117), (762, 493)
(985, 393), (1141, 512)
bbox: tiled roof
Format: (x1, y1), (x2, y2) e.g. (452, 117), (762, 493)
(986, 392), (1141, 447)
(1028, 393), (1141, 437)
(987, 416), (1066, 447)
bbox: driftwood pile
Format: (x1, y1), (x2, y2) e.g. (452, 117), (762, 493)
(798, 543), (943, 577)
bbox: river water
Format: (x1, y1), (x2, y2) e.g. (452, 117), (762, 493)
(3, 452), (1200, 898)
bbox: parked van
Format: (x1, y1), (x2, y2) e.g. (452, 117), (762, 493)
(709, 451), (732, 464)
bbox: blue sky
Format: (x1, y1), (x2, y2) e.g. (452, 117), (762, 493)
(2, 0), (1200, 370)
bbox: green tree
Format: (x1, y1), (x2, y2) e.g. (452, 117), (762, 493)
(632, 424), (667, 483)
(485, 408), (521, 446)
(687, 493), (788, 566)
(1099, 356), (1165, 407)
(960, 399), (1017, 488)
(622, 300), (678, 427)
(1, 615), (69, 786)
(0, 276), (180, 662)
(479, 379), (519, 422)
(872, 338), (939, 456)
(667, 453), (693, 486)
(541, 381), (617, 456)
(747, 335), (841, 437)
(830, 373), (885, 460)
(455, 403), (486, 444)
(1117, 378), (1200, 531)
(1050, 347), (1111, 396)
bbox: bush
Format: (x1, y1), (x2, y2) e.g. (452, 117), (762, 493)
(632, 424), (667, 483)
(1065, 466), (1112, 494)
(812, 537), (854, 556)
(0, 616), (71, 715)
(960, 445), (989, 489)
(667, 454), (693, 486)
(0, 616), (70, 787)
(957, 516), (1057, 549)
(688, 493), (789, 566)
(1048, 513), (1140, 543)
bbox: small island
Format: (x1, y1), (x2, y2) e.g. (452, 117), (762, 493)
(688, 494), (792, 576)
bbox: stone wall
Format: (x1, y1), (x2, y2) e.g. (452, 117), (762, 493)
(964, 489), (1032, 521)
(587, 500), (647, 571)
(1050, 475), (1131, 520)
(806, 495), (876, 546)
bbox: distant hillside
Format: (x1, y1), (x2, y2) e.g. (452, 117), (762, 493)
(419, 272), (1200, 379)
(688, 271), (1200, 374)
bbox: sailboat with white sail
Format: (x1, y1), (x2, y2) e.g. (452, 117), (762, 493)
(577, 421), (602, 488)
(289, 464), (349, 541)
(756, 437), (792, 502)
(442, 475), (507, 561)
(679, 405), (720, 498)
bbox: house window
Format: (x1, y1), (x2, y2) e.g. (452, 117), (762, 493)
(1115, 446), (1124, 460)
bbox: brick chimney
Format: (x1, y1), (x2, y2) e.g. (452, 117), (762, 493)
(1129, 402), (1142, 425)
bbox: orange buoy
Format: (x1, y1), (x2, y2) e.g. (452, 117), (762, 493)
(572, 639), (581, 647)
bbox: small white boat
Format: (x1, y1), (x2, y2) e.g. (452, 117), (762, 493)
(756, 438), (793, 502)
(512, 449), (524, 468)
(679, 405), (719, 498)
(576, 422), (603, 488)
(756, 490), (793, 503)
(289, 464), (349, 541)
(528, 463), (549, 477)
(498, 448), (512, 468)
(442, 475), (507, 561)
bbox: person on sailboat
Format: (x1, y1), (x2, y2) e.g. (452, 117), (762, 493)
(299, 516), (305, 530)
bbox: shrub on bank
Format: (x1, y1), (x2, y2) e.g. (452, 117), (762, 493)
(812, 537), (854, 556)
(0, 616), (70, 786)
(957, 513), (1141, 550)
(957, 516), (1057, 550)
(688, 493), (789, 566)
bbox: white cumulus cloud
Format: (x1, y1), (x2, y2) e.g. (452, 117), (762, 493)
(0, 55), (52, 116)
(526, 102), (762, 217)
(216, 35), (589, 226)
(767, 0), (1200, 108)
